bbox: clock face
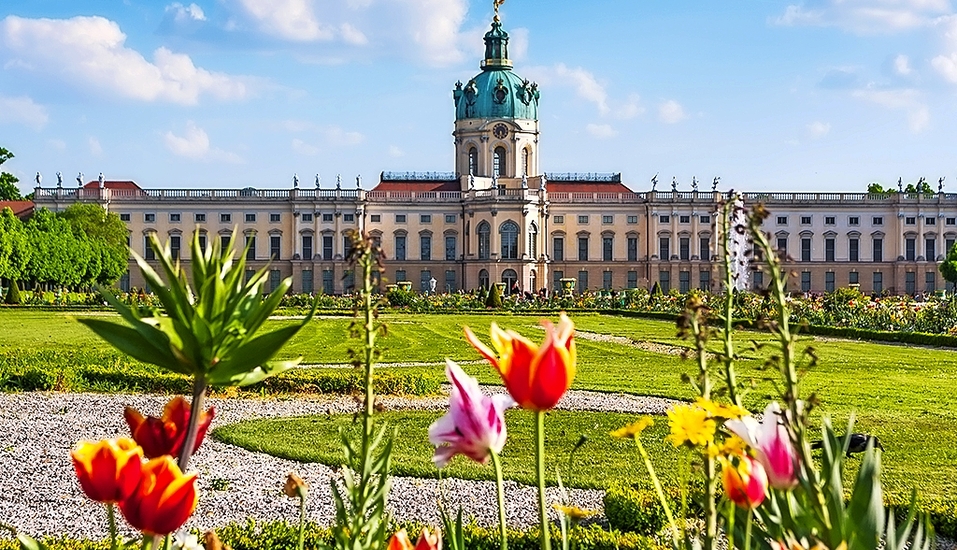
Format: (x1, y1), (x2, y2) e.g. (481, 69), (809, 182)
(493, 123), (508, 139)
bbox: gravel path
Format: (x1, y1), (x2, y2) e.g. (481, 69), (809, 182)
(0, 390), (678, 540)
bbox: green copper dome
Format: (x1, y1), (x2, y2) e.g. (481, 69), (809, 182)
(453, 20), (539, 121)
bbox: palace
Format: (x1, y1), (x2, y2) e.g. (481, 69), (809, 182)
(31, 14), (956, 296)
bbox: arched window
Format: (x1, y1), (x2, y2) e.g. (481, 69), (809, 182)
(502, 269), (518, 294)
(527, 222), (538, 259)
(493, 146), (506, 177)
(522, 148), (529, 176)
(529, 269), (537, 293)
(478, 269), (490, 289)
(478, 221), (491, 259)
(500, 220), (519, 259)
(468, 147), (478, 176)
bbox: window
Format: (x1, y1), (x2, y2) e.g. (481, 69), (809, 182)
(394, 269), (406, 283)
(801, 216), (811, 225)
(906, 217), (916, 225)
(873, 237), (883, 262)
(420, 234), (432, 260)
(500, 221), (519, 259)
(502, 269), (518, 293)
(658, 270), (670, 293)
(394, 235), (406, 261)
(144, 236), (156, 260)
(302, 235), (313, 259)
(420, 214), (432, 224)
(323, 213), (334, 222)
(603, 271), (613, 290)
(678, 270), (690, 292)
(926, 217), (936, 226)
(659, 236), (670, 260)
(777, 236), (788, 256)
(659, 215), (670, 223)
(269, 269), (282, 292)
(553, 215), (564, 224)
(578, 236), (589, 261)
(169, 213), (181, 223)
(145, 213), (155, 223)
(553, 236), (564, 261)
(849, 238), (859, 262)
(602, 215), (614, 224)
(468, 147), (478, 175)
(245, 235), (256, 260)
(905, 271), (916, 295)
(578, 215), (589, 224)
(926, 237), (936, 260)
(420, 270), (432, 292)
(906, 238), (916, 261)
(302, 270), (313, 294)
(602, 236), (613, 261)
(552, 270), (563, 293)
(343, 236), (353, 259)
(825, 272), (835, 292)
(302, 213), (314, 222)
(270, 213), (281, 223)
(120, 213), (131, 222)
(323, 269), (335, 294)
(849, 271), (859, 285)
(673, 215), (687, 224)
(445, 235), (457, 261)
(948, 238), (956, 256)
(528, 224), (538, 259)
(578, 270), (589, 291)
(801, 271), (811, 292)
(777, 216), (787, 225)
(368, 214), (378, 223)
(395, 214), (406, 223)
(948, 217), (956, 225)
(220, 213), (231, 223)
(699, 215), (711, 224)
(627, 271), (638, 289)
(699, 270), (711, 290)
(270, 235), (281, 260)
(445, 270), (457, 292)
(679, 237), (690, 260)
(245, 213), (256, 223)
(197, 233), (207, 251)
(323, 235), (334, 260)
(521, 148), (530, 176)
(825, 216), (835, 225)
(699, 236), (710, 261)
(926, 271), (936, 292)
(343, 213), (355, 223)
(445, 214), (456, 224)
(873, 271), (883, 293)
(873, 216), (883, 226)
(478, 222), (491, 259)
(627, 215), (639, 224)
(220, 234), (231, 252)
(627, 237), (638, 262)
(194, 213), (206, 223)
(849, 216), (859, 226)
(493, 146), (506, 176)
(801, 238), (811, 262)
(825, 238), (835, 262)
(753, 270), (764, 291)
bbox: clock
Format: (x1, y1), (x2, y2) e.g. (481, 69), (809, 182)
(493, 123), (508, 139)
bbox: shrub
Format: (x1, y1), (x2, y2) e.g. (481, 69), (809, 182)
(603, 484), (706, 535)
(4, 280), (21, 305)
(486, 283), (503, 309)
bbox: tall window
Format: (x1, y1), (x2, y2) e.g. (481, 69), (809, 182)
(502, 269), (518, 293)
(197, 233), (207, 252)
(905, 271), (916, 294)
(925, 237), (936, 260)
(602, 236), (613, 261)
(220, 234), (231, 254)
(527, 223), (538, 259)
(873, 238), (883, 262)
(420, 270), (432, 292)
(522, 148), (530, 176)
(679, 237), (690, 260)
(849, 238), (859, 262)
(679, 270), (691, 293)
(445, 235), (457, 261)
(627, 271), (638, 288)
(801, 271), (811, 292)
(578, 269), (589, 291)
(445, 270), (457, 292)
(479, 269), (490, 289)
(343, 236), (353, 259)
(468, 147), (478, 175)
(905, 238), (916, 261)
(849, 271), (859, 285)
(269, 269), (282, 292)
(627, 236), (638, 262)
(144, 235), (156, 260)
(270, 235), (281, 260)
(872, 271), (883, 293)
(302, 270), (313, 294)
(926, 271), (936, 292)
(169, 235), (181, 260)
(553, 236), (564, 261)
(500, 221), (519, 259)
(302, 235), (313, 259)
(659, 236), (670, 260)
(552, 270), (564, 293)
(825, 238), (835, 262)
(395, 234), (407, 261)
(699, 270), (711, 290)
(245, 235), (256, 261)
(659, 271), (670, 293)
(420, 234), (432, 261)
(699, 236), (710, 261)
(578, 236), (589, 261)
(322, 269), (334, 294)
(493, 146), (506, 177)
(777, 236), (788, 256)
(478, 222), (491, 259)
(323, 235), (334, 260)
(825, 272), (835, 292)
(603, 271), (613, 290)
(801, 238), (811, 262)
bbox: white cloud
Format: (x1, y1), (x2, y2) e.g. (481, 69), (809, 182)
(0, 95), (48, 130)
(807, 120), (831, 137)
(555, 63), (608, 114)
(585, 123), (617, 139)
(852, 88), (930, 132)
(291, 138), (320, 156)
(164, 121), (243, 162)
(658, 100), (687, 124)
(235, 0), (332, 41)
(0, 15), (251, 105)
(616, 93), (645, 119)
(165, 3), (206, 23)
(88, 137), (102, 156)
(772, 0), (951, 33)
(388, 145), (404, 157)
(339, 23), (368, 45)
(894, 54), (913, 75)
(47, 139), (66, 151)
(932, 51), (957, 81)
(909, 104), (931, 131)
(323, 125), (364, 145)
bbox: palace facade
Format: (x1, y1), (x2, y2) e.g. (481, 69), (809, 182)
(31, 15), (957, 297)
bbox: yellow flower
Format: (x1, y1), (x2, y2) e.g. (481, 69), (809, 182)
(610, 417), (653, 440)
(553, 504), (597, 521)
(666, 403), (716, 448)
(695, 397), (748, 420)
(709, 434), (749, 458)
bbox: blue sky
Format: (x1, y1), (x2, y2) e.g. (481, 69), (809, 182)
(3, 0), (957, 193)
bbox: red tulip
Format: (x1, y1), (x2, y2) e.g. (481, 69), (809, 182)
(464, 313), (576, 411)
(70, 438), (143, 504)
(387, 528), (441, 550)
(118, 455), (198, 537)
(124, 396), (214, 459)
(725, 402), (799, 490)
(721, 454), (768, 509)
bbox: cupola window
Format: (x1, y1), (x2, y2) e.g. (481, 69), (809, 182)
(493, 147), (506, 177)
(522, 148), (529, 176)
(468, 147), (478, 176)
(500, 220), (519, 259)
(478, 221), (491, 259)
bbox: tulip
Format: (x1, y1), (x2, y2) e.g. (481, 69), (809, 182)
(429, 360), (513, 467)
(721, 454), (768, 509)
(119, 455), (198, 537)
(387, 528), (441, 550)
(725, 402), (798, 490)
(124, 396), (214, 459)
(70, 438), (143, 504)
(464, 313), (576, 411)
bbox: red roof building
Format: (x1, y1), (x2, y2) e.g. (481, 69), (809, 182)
(0, 200), (35, 219)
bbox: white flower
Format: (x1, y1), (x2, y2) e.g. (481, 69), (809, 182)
(172, 529), (203, 550)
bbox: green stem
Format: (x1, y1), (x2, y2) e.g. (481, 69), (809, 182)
(721, 198), (741, 407)
(107, 503), (118, 550)
(491, 450), (508, 550)
(726, 500), (735, 550)
(534, 410), (551, 550)
(744, 511), (752, 550)
(634, 437), (679, 548)
(141, 535), (154, 550)
(177, 374), (207, 472)
(703, 457), (718, 550)
(297, 495), (306, 550)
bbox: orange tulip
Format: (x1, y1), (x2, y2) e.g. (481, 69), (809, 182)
(721, 454), (768, 509)
(387, 528), (441, 550)
(124, 396), (214, 459)
(70, 438), (143, 504)
(119, 455), (198, 536)
(465, 313), (576, 411)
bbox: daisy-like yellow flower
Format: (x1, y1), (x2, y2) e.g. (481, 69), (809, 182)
(666, 403), (716, 448)
(695, 397), (748, 420)
(610, 417), (653, 440)
(553, 504), (597, 521)
(708, 434), (749, 458)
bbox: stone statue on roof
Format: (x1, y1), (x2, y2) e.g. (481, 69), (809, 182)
(293, 173), (299, 188)
(336, 174), (341, 190)
(356, 175), (361, 188)
(712, 176), (720, 192)
(56, 172), (62, 187)
(76, 172), (83, 187)
(35, 172), (41, 185)
(98, 172), (105, 189)
(315, 173), (321, 188)
(651, 173), (658, 192)
(671, 176), (677, 192)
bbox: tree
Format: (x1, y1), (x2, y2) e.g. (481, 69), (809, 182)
(60, 203), (129, 284)
(867, 182), (888, 194)
(0, 207), (31, 284)
(0, 147), (22, 201)
(939, 241), (957, 287)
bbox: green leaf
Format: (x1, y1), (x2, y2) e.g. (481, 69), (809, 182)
(17, 534), (47, 550)
(78, 319), (190, 375)
(210, 359), (299, 387)
(208, 324), (304, 383)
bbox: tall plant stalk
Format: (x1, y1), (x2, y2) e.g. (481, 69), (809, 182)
(490, 451), (508, 550)
(535, 410), (551, 550)
(720, 197), (742, 408)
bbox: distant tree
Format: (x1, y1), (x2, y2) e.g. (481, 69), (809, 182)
(904, 179), (934, 195)
(0, 147), (22, 201)
(939, 241), (957, 288)
(60, 203), (128, 284)
(867, 182), (888, 194)
(0, 207), (31, 284)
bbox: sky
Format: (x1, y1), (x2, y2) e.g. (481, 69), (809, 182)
(3, 0), (957, 194)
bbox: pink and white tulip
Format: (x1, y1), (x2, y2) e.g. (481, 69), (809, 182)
(721, 454), (768, 509)
(428, 359), (514, 467)
(725, 402), (798, 490)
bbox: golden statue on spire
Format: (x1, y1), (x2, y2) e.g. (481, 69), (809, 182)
(493, 0), (505, 21)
